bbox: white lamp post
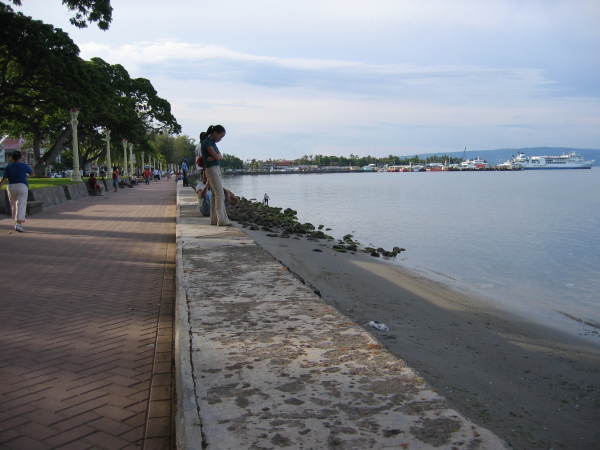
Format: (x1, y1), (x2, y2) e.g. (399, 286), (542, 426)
(128, 142), (134, 175)
(70, 108), (82, 182)
(122, 139), (128, 176)
(105, 129), (111, 175)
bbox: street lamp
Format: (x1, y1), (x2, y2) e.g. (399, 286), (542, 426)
(70, 108), (82, 182)
(105, 129), (111, 175)
(128, 142), (134, 175)
(122, 139), (128, 176)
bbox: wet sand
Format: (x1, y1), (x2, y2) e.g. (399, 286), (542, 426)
(239, 227), (600, 450)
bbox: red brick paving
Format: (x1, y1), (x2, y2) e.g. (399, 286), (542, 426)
(0, 180), (176, 449)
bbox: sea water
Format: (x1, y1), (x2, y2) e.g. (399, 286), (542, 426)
(224, 169), (600, 328)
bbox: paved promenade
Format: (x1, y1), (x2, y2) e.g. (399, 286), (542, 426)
(0, 180), (177, 449)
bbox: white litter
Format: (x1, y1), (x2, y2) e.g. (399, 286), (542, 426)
(368, 321), (389, 331)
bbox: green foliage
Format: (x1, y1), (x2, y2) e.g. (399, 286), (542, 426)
(8, 0), (113, 30)
(0, 7), (180, 175)
(221, 154), (244, 170)
(292, 153), (462, 168)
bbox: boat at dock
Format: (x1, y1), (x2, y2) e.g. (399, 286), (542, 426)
(454, 157), (489, 170)
(502, 151), (594, 170)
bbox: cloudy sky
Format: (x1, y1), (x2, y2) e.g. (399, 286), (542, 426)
(15, 0), (600, 161)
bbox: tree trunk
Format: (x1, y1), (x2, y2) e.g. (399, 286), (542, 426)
(33, 125), (72, 176)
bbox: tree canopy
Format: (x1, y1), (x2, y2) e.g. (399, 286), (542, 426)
(0, 5), (181, 175)
(7, 0), (113, 29)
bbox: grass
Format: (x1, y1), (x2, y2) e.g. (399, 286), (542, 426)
(1, 178), (88, 189)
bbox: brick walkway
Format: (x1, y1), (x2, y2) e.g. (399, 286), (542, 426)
(0, 180), (177, 449)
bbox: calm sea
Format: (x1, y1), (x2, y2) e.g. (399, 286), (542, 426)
(225, 169), (600, 328)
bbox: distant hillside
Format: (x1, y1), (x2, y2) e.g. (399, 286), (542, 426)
(406, 147), (600, 166)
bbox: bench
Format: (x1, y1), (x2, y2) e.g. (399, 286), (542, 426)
(26, 201), (44, 215)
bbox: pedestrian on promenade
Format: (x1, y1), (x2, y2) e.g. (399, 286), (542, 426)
(112, 167), (119, 192)
(143, 166), (152, 185)
(87, 172), (105, 196)
(200, 125), (231, 226)
(0, 150), (33, 232)
(263, 193), (269, 206)
(182, 158), (189, 187)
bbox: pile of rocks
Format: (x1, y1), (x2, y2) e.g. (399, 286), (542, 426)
(228, 198), (405, 258)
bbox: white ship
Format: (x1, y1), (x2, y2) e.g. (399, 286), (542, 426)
(456, 157), (489, 170)
(505, 151), (594, 170)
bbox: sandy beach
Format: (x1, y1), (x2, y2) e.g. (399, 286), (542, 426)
(238, 225), (600, 449)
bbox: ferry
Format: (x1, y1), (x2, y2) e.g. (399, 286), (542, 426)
(504, 151), (594, 170)
(455, 157), (489, 170)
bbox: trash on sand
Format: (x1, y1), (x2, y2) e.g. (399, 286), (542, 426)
(368, 321), (389, 331)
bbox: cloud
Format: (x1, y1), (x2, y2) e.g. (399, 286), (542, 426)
(75, 38), (600, 159)
(15, 0), (600, 159)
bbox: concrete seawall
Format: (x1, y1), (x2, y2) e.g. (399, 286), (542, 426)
(174, 184), (506, 449)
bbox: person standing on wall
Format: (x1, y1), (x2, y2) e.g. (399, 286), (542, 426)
(200, 125), (231, 226)
(0, 150), (33, 232)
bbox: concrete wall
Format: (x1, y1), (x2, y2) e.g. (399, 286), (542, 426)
(28, 186), (68, 208)
(64, 183), (89, 201)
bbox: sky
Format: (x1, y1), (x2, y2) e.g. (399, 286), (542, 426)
(14, 0), (600, 161)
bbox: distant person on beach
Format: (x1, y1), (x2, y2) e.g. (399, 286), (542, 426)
(112, 167), (119, 192)
(196, 169), (238, 217)
(263, 193), (269, 206)
(201, 125), (231, 226)
(0, 150), (33, 232)
(87, 172), (105, 196)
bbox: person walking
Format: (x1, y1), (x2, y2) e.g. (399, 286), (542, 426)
(200, 125), (231, 226)
(0, 150), (33, 232)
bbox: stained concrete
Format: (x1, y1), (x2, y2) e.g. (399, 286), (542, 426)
(175, 184), (506, 449)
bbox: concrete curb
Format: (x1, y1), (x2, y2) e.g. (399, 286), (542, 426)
(175, 186), (205, 449)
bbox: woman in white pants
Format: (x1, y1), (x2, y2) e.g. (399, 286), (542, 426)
(0, 150), (33, 232)
(200, 125), (231, 226)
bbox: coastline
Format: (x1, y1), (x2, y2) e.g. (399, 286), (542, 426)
(239, 225), (600, 449)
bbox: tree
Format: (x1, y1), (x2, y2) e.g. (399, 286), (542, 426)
(0, 6), (92, 174)
(221, 154), (244, 171)
(7, 0), (113, 30)
(0, 6), (181, 175)
(0, 6), (82, 118)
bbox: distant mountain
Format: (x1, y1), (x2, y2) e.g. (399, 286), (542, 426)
(406, 147), (600, 166)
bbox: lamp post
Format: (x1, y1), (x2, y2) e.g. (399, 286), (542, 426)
(70, 108), (82, 182)
(122, 139), (128, 176)
(128, 142), (134, 175)
(105, 129), (111, 175)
